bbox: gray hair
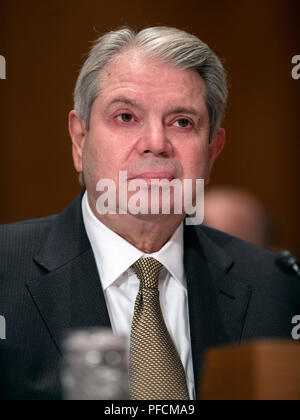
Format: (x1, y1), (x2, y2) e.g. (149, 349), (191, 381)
(74, 26), (228, 141)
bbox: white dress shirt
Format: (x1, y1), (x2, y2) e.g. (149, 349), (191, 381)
(82, 191), (195, 399)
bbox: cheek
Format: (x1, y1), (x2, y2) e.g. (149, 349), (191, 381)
(180, 145), (210, 179)
(81, 134), (104, 183)
(83, 131), (124, 181)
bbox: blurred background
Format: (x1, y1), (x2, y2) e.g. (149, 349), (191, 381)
(0, 0), (299, 256)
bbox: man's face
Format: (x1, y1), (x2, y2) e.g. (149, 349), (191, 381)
(70, 49), (225, 214)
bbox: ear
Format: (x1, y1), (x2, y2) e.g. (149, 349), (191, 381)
(206, 128), (226, 185)
(68, 110), (87, 173)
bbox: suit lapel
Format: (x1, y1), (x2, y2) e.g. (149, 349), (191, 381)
(184, 225), (252, 394)
(27, 193), (111, 353)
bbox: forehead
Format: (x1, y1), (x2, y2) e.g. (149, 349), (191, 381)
(98, 49), (207, 107)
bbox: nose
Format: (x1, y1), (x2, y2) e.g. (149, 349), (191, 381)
(136, 120), (173, 157)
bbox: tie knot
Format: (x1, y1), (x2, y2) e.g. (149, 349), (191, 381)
(131, 257), (163, 289)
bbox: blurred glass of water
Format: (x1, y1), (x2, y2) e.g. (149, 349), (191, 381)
(61, 328), (129, 400)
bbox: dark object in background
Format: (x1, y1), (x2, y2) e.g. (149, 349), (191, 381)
(276, 251), (300, 278)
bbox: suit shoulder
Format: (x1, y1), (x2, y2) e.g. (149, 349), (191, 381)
(198, 225), (300, 287)
(197, 226), (300, 314)
(197, 225), (292, 280)
(199, 224), (276, 262)
(0, 213), (57, 232)
(0, 214), (58, 253)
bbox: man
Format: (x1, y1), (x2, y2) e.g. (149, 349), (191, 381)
(0, 26), (299, 400)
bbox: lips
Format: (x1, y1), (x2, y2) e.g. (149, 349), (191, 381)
(129, 171), (175, 181)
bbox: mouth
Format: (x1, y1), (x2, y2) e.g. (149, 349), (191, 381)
(128, 171), (176, 182)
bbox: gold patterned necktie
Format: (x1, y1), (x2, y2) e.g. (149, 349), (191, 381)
(129, 257), (190, 400)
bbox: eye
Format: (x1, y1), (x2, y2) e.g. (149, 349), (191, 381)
(174, 118), (192, 128)
(117, 113), (134, 123)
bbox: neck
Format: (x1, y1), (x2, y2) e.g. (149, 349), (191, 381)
(87, 195), (184, 253)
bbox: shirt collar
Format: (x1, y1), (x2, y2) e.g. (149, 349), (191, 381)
(82, 191), (185, 290)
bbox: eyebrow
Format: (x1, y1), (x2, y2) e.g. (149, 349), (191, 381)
(107, 97), (140, 108)
(107, 97), (200, 117)
(167, 106), (199, 116)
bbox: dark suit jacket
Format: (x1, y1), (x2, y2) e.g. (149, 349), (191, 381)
(0, 192), (299, 400)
